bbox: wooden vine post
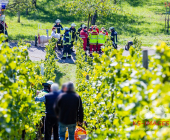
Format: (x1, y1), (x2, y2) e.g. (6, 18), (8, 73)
(143, 50), (148, 69)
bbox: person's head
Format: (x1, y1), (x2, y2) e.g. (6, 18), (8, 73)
(52, 27), (56, 32)
(94, 25), (97, 28)
(64, 27), (69, 32)
(101, 27), (105, 31)
(47, 80), (54, 85)
(61, 83), (67, 92)
(46, 80), (54, 92)
(109, 27), (115, 32)
(90, 27), (92, 31)
(82, 24), (86, 28)
(42, 83), (51, 92)
(56, 19), (61, 25)
(67, 82), (75, 92)
(93, 27), (96, 31)
(51, 83), (59, 92)
(71, 23), (76, 28)
(84, 26), (87, 31)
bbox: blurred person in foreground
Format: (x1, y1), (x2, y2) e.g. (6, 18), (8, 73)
(59, 83), (67, 94)
(54, 82), (83, 140)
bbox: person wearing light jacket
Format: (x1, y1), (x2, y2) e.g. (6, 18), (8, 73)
(35, 83), (60, 140)
(51, 27), (61, 39)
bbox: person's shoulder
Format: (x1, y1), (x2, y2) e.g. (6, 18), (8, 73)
(71, 92), (80, 98)
(80, 30), (83, 34)
(59, 92), (66, 97)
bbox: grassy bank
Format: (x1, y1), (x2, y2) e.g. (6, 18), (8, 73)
(5, 0), (170, 46)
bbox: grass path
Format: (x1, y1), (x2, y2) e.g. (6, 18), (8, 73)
(55, 62), (76, 88)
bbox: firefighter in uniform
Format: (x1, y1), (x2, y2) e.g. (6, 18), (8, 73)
(69, 23), (76, 52)
(53, 19), (64, 50)
(97, 30), (106, 54)
(62, 27), (72, 59)
(109, 27), (118, 49)
(89, 27), (98, 57)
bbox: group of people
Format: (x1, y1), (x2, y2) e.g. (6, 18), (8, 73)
(80, 25), (118, 56)
(51, 19), (77, 59)
(35, 81), (83, 140)
(51, 19), (118, 59)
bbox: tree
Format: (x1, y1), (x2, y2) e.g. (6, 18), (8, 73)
(57, 0), (116, 28)
(7, 0), (35, 22)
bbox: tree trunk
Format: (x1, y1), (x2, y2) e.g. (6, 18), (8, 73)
(18, 11), (20, 23)
(91, 15), (93, 26)
(114, 0), (116, 4)
(32, 0), (37, 7)
(26, 8), (28, 15)
(21, 130), (26, 140)
(91, 10), (97, 25)
(87, 14), (90, 30)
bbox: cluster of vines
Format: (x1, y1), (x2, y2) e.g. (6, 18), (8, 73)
(75, 38), (170, 139)
(0, 35), (59, 139)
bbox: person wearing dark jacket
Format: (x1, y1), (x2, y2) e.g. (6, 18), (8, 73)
(69, 23), (77, 52)
(35, 83), (60, 140)
(54, 82), (83, 140)
(62, 27), (72, 59)
(109, 27), (118, 49)
(53, 19), (64, 50)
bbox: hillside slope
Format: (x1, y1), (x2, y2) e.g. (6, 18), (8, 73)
(5, 0), (169, 46)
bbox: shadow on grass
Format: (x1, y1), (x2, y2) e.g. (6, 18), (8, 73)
(25, 4), (84, 24)
(99, 12), (164, 36)
(9, 34), (34, 41)
(125, 0), (148, 7)
(55, 69), (65, 86)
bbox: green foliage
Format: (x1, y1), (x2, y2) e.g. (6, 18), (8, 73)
(4, 0), (170, 46)
(7, 0), (35, 13)
(0, 34), (42, 139)
(75, 37), (170, 139)
(0, 35), (60, 139)
(44, 37), (59, 81)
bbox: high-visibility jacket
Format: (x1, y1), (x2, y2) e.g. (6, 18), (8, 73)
(63, 31), (71, 45)
(89, 26), (99, 33)
(98, 32), (106, 44)
(89, 30), (98, 44)
(100, 31), (108, 36)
